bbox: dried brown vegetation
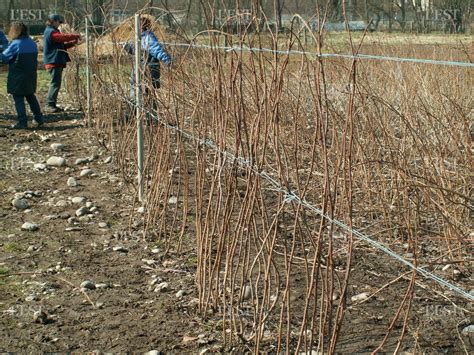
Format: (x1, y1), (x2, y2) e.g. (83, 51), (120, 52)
(64, 6), (473, 353)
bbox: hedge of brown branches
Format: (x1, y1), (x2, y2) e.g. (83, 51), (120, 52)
(64, 5), (472, 353)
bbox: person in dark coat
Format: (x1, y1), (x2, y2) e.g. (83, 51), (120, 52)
(0, 28), (8, 52)
(0, 22), (43, 129)
(43, 14), (81, 113)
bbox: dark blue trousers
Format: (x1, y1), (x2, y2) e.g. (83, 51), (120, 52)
(13, 94), (43, 125)
(46, 66), (63, 107)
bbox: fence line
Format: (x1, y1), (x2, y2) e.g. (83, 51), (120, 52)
(94, 76), (474, 302)
(134, 14), (145, 203)
(85, 16), (92, 124)
(161, 42), (474, 68)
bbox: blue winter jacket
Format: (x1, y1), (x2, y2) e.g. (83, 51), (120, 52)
(1, 35), (38, 95)
(125, 30), (171, 66)
(142, 30), (171, 65)
(0, 31), (8, 52)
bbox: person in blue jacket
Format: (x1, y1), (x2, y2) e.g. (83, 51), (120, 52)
(43, 14), (81, 112)
(0, 27), (8, 52)
(0, 22), (43, 129)
(125, 17), (172, 101)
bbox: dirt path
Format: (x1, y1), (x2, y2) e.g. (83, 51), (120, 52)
(0, 111), (219, 352)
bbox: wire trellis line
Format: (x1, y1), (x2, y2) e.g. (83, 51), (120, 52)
(161, 42), (474, 68)
(95, 77), (474, 302)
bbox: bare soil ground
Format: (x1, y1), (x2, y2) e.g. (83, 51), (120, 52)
(0, 109), (220, 352)
(0, 106), (472, 352)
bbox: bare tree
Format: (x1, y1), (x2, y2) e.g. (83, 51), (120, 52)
(7, 0), (14, 27)
(395, 0), (407, 30)
(331, 0), (341, 20)
(274, 0), (284, 30)
(436, 0), (470, 32)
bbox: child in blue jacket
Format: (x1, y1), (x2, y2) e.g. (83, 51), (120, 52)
(125, 17), (172, 96)
(1, 22), (43, 129)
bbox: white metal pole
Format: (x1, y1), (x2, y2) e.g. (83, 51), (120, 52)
(85, 16), (92, 125)
(135, 14), (145, 203)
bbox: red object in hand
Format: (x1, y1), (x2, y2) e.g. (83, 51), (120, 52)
(45, 32), (81, 69)
(51, 31), (80, 44)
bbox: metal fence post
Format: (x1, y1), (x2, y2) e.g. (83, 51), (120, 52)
(85, 15), (92, 125)
(135, 14), (145, 203)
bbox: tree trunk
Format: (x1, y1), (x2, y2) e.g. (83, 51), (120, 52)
(160, 0), (174, 29)
(8, 0), (14, 27)
(364, 0), (369, 22)
(147, 0), (154, 15)
(388, 0), (392, 33)
(274, 0), (282, 30)
(400, 0), (406, 31)
(332, 0), (340, 20)
(185, 0), (193, 28)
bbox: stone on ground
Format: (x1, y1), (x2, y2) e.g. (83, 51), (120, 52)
(12, 198), (29, 210)
(67, 177), (78, 187)
(21, 222), (38, 231)
(46, 156), (66, 167)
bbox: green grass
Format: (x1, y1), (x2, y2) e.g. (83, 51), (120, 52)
(0, 269), (23, 297)
(0, 267), (9, 286)
(185, 255), (197, 268)
(3, 242), (24, 254)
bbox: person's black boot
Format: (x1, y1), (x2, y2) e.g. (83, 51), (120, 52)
(10, 121), (28, 129)
(33, 115), (45, 128)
